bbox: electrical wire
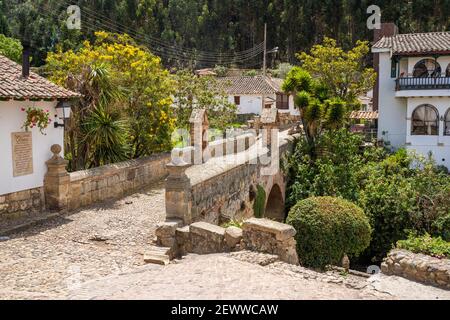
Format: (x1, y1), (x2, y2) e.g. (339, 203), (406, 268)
(53, 0), (264, 66)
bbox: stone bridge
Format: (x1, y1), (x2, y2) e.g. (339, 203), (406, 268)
(165, 108), (296, 226)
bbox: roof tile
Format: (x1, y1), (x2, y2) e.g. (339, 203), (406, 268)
(215, 76), (283, 95)
(373, 32), (450, 55)
(0, 54), (81, 100)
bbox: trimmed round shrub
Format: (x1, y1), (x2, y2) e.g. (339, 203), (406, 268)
(286, 196), (371, 269)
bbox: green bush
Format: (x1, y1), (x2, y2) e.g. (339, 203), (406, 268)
(358, 154), (450, 260)
(358, 169), (416, 261)
(253, 185), (266, 218)
(286, 196), (371, 269)
(285, 129), (364, 208)
(396, 233), (450, 259)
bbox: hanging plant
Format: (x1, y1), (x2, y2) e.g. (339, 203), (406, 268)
(21, 106), (52, 135)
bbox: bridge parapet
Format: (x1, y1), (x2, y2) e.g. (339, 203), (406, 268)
(166, 129), (295, 225)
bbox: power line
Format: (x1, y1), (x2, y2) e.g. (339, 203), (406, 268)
(54, 0), (264, 66)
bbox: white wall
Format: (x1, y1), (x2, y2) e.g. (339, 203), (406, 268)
(229, 94), (263, 115)
(377, 52), (408, 148)
(229, 94), (299, 116)
(406, 97), (450, 168)
(0, 100), (64, 195)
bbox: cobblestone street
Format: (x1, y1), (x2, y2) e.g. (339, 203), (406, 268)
(0, 183), (166, 300)
(1, 183), (450, 300)
(70, 253), (450, 300)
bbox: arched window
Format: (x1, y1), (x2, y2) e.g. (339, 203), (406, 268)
(445, 109), (450, 136)
(413, 59), (441, 78)
(412, 104), (439, 136)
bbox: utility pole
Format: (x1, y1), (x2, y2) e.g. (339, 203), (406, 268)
(262, 23), (267, 110)
(263, 23), (267, 77)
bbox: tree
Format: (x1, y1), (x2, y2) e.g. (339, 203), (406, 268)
(173, 70), (237, 132)
(45, 31), (175, 169)
(282, 66), (346, 157)
(0, 34), (22, 62)
(297, 38), (376, 105)
(2, 1), (450, 67)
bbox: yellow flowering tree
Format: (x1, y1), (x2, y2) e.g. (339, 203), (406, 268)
(45, 32), (176, 169)
(297, 38), (376, 106)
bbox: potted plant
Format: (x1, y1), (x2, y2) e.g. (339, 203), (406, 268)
(21, 106), (52, 135)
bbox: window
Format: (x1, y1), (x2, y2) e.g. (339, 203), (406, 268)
(445, 109), (450, 136)
(446, 64), (450, 77)
(391, 58), (397, 78)
(276, 93), (289, 110)
(413, 59), (441, 78)
(411, 104), (439, 136)
(234, 96), (240, 105)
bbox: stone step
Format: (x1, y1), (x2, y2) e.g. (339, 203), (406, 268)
(143, 246), (171, 266)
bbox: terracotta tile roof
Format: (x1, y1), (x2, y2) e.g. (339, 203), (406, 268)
(215, 76), (283, 95)
(350, 111), (379, 120)
(0, 54), (81, 100)
(373, 32), (450, 56)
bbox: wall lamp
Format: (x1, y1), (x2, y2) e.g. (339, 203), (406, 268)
(54, 101), (72, 128)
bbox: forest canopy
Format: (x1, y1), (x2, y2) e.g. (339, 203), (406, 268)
(0, 0), (449, 67)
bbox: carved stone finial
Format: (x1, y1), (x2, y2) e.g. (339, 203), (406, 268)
(51, 144), (62, 156)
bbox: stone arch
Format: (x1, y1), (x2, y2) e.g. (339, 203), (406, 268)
(264, 184), (285, 222)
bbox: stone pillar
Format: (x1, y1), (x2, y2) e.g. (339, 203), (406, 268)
(189, 109), (209, 164)
(253, 116), (261, 136)
(44, 144), (70, 211)
(262, 123), (276, 150)
(165, 159), (192, 224)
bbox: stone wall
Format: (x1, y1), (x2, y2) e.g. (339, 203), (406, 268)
(155, 218), (298, 265)
(0, 187), (45, 227)
(190, 163), (259, 225)
(68, 153), (171, 210)
(382, 249), (450, 290)
(242, 218), (299, 265)
(1, 152), (171, 229)
(165, 132), (294, 225)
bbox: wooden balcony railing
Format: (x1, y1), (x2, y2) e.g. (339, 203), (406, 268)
(396, 77), (450, 91)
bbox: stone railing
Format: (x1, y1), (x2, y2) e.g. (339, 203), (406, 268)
(165, 131), (294, 225)
(67, 153), (171, 210)
(1, 147), (171, 229)
(171, 132), (257, 165)
(382, 249), (450, 289)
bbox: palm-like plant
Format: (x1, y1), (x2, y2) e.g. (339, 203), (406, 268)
(83, 105), (130, 167)
(64, 63), (126, 170)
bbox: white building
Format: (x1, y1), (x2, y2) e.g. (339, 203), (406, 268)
(215, 75), (298, 116)
(0, 52), (80, 196)
(373, 25), (450, 168)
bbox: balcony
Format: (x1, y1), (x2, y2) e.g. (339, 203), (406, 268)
(396, 77), (450, 91)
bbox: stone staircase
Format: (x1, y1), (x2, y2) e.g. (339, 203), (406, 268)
(143, 245), (172, 266)
(145, 218), (299, 266)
